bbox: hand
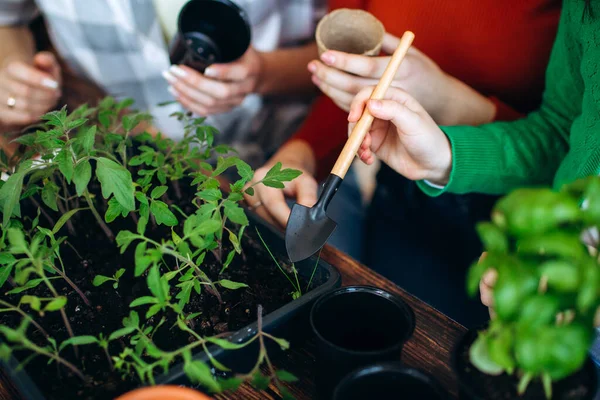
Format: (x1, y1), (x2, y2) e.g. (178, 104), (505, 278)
(163, 47), (263, 116)
(309, 33), (495, 125)
(348, 86), (452, 185)
(0, 51), (61, 126)
(244, 140), (318, 228)
(478, 252), (498, 318)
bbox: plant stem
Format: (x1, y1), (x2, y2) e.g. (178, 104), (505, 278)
(29, 198), (55, 227)
(47, 261), (90, 306)
(58, 177), (76, 235)
(102, 345), (114, 369)
(255, 227), (299, 294)
(83, 190), (114, 241)
(172, 180), (182, 199)
(23, 339), (84, 380)
(0, 300), (49, 338)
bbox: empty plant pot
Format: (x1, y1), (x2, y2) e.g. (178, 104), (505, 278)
(115, 385), (212, 400)
(310, 285), (415, 399)
(315, 8), (385, 56)
(169, 0), (251, 72)
(333, 362), (448, 400)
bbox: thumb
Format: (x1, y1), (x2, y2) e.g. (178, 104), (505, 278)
(382, 33), (401, 54)
(367, 98), (421, 132)
(289, 175), (318, 208)
(34, 52), (61, 81)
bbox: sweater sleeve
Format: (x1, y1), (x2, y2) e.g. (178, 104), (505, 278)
(289, 95), (348, 179)
(418, 8), (580, 197)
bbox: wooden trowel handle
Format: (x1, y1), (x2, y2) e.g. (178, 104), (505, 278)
(331, 31), (415, 179)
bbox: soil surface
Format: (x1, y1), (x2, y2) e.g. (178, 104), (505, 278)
(1, 171), (325, 400)
(455, 331), (597, 400)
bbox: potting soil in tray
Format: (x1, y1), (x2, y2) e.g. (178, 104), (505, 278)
(456, 332), (596, 400)
(1, 181), (325, 400)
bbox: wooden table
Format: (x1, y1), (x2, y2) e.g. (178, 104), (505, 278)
(0, 243), (466, 400)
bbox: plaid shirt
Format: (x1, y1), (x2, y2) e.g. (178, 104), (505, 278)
(0, 0), (326, 166)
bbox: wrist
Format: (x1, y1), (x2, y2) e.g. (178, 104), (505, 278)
(436, 76), (496, 126)
(253, 50), (268, 95)
(267, 139), (317, 176)
(425, 132), (452, 186)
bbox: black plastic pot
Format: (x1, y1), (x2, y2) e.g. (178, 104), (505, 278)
(310, 285), (416, 399)
(169, 0), (251, 72)
(452, 328), (599, 400)
(332, 362), (448, 400)
(1, 212), (341, 399)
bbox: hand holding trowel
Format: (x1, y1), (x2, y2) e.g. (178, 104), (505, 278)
(285, 31), (416, 263)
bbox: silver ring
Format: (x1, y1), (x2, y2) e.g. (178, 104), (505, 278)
(249, 201), (263, 210)
(6, 95), (16, 109)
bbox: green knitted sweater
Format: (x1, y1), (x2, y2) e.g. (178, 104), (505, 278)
(419, 0), (600, 196)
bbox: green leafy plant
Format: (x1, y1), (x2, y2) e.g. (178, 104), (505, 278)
(0, 98), (307, 398)
(467, 177), (600, 398)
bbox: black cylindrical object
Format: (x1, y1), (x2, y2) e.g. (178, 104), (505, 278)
(332, 362), (448, 400)
(310, 286), (415, 399)
(169, 0), (251, 72)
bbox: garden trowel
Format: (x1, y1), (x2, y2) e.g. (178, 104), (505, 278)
(285, 31), (415, 262)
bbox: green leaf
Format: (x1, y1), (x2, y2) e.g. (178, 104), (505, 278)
(150, 186), (168, 199)
(21, 295), (41, 312)
(275, 370), (298, 383)
(96, 157), (135, 212)
(176, 281), (194, 309)
(184, 360), (221, 393)
(44, 296), (67, 312)
(66, 117), (87, 130)
(0, 253), (15, 265)
(116, 98), (135, 111)
(218, 279), (248, 290)
(0, 264), (13, 288)
(41, 181), (59, 212)
(147, 264), (166, 304)
(213, 156), (238, 176)
(134, 242), (151, 276)
(93, 275), (113, 287)
(235, 160), (253, 182)
(229, 230), (241, 253)
(252, 372), (270, 390)
(270, 336), (290, 350)
(115, 268), (126, 279)
(108, 326), (135, 341)
(130, 296), (159, 308)
(78, 125), (96, 153)
(223, 201), (248, 226)
(150, 201), (178, 226)
(7, 228), (27, 254)
(469, 333), (504, 376)
(263, 162), (302, 184)
(198, 189), (222, 201)
(73, 160), (92, 196)
(56, 148), (74, 183)
(0, 171), (24, 226)
(105, 197), (129, 223)
(6, 278), (43, 294)
(204, 336), (248, 350)
(53, 208), (84, 234)
(59, 335), (98, 352)
(245, 187), (255, 196)
(220, 377), (243, 391)
(146, 303), (162, 318)
(116, 230), (137, 253)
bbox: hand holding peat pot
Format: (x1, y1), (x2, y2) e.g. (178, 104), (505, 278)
(169, 0), (251, 73)
(284, 31), (415, 263)
(310, 286), (415, 399)
(454, 179), (600, 399)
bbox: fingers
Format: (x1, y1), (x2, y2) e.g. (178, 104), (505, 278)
(2, 78), (59, 106)
(171, 86), (243, 116)
(382, 32), (401, 54)
(0, 105), (39, 125)
(320, 50), (388, 78)
(204, 61), (250, 82)
(309, 60), (374, 94)
(285, 174), (318, 208)
(311, 75), (354, 112)
(5, 61), (59, 90)
(170, 65), (251, 99)
(479, 268), (498, 308)
(348, 86), (423, 127)
(33, 52), (61, 81)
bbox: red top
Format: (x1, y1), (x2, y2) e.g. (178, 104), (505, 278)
(292, 0), (561, 178)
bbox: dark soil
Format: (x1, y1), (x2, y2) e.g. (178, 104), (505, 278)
(1, 172), (326, 400)
(455, 330), (597, 400)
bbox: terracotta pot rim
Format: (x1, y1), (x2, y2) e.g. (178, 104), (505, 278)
(115, 385), (212, 400)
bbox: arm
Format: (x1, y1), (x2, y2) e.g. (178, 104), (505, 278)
(417, 9), (578, 196)
(0, 26), (35, 67)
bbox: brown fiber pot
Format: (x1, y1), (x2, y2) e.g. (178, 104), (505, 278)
(315, 8), (385, 56)
(115, 386), (213, 400)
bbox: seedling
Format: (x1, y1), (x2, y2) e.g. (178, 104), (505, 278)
(0, 98), (305, 398)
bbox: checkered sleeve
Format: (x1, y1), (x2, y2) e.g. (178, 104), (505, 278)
(0, 0), (38, 26)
